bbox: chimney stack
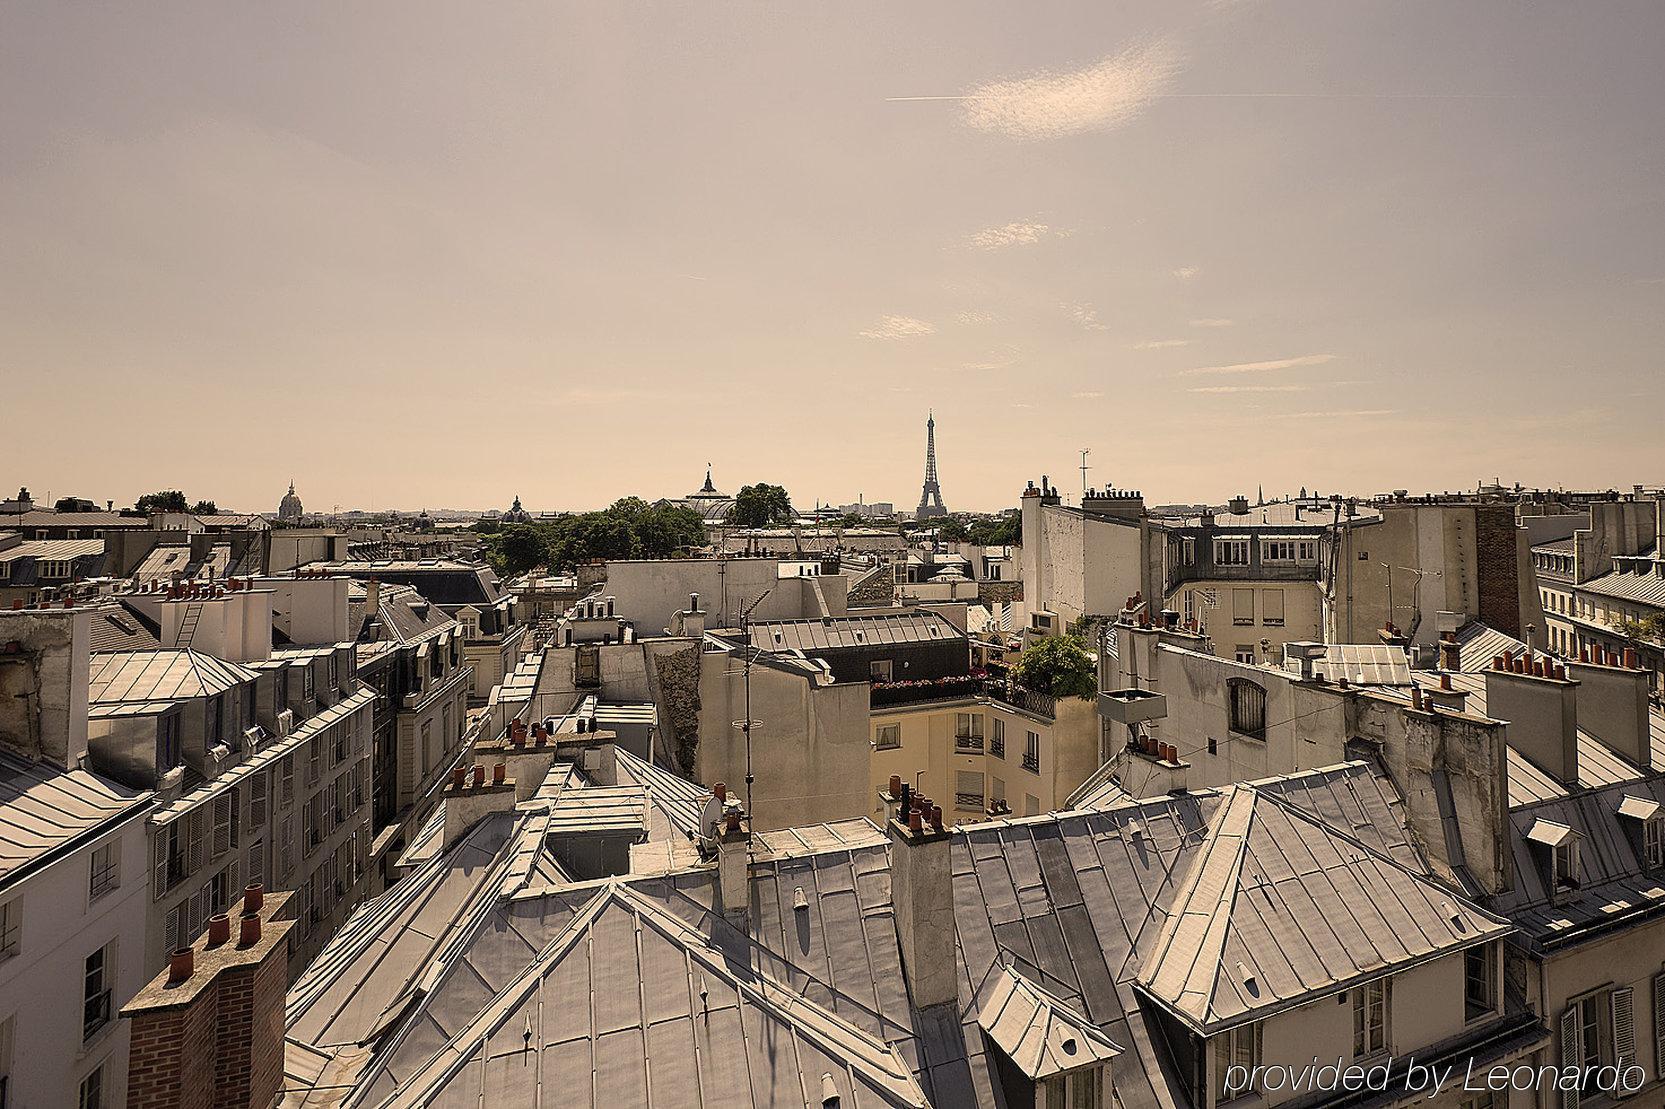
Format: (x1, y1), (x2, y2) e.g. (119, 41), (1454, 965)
(1485, 664), (1580, 786)
(1566, 653), (1652, 770)
(888, 786), (956, 1010)
(716, 799), (751, 920)
(441, 762), (518, 849)
(122, 892), (294, 1109)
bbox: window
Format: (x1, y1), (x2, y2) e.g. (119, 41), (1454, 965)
(1042, 1066), (1104, 1109)
(212, 792), (233, 858)
(1353, 979), (1390, 1057)
(158, 713), (181, 770)
(1262, 539), (1300, 562)
(1464, 945), (1496, 1021)
(1234, 644), (1257, 664)
(1554, 839), (1580, 889)
(1181, 537), (1196, 566)
(1213, 1022), (1262, 1101)
(990, 718), (1005, 759)
(955, 713), (984, 751)
(302, 666), (315, 701)
(0, 900), (18, 958)
(89, 842), (119, 901)
(1215, 539), (1250, 566)
(1458, 1094), (1497, 1109)
(308, 739), (322, 786)
(1561, 988), (1633, 1094)
(1228, 679), (1267, 739)
(990, 776), (1006, 805)
(1231, 589), (1254, 626)
(78, 1065), (104, 1109)
(83, 943), (113, 1041)
(206, 695), (223, 747)
(1262, 589), (1284, 627)
(1646, 817), (1664, 869)
(955, 771), (985, 811)
(874, 724), (900, 750)
(869, 659), (893, 682)
(281, 756), (295, 805)
(1023, 731), (1041, 773)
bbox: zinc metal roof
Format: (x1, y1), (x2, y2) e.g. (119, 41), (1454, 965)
(0, 751), (151, 886)
(543, 784), (650, 836)
(0, 538), (105, 562)
(975, 964), (1122, 1080)
(744, 611), (964, 653)
(1492, 776), (1665, 950)
(1578, 562), (1665, 608)
(88, 649), (259, 704)
(1137, 785), (1508, 1032)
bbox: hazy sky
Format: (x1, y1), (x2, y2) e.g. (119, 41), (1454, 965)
(4, 2), (1662, 513)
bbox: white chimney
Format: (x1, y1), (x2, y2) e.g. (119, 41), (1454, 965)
(716, 800), (751, 921)
(889, 795), (956, 1010)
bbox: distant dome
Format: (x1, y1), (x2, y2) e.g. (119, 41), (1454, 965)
(502, 495), (533, 524)
(680, 467), (736, 522)
(278, 482), (304, 522)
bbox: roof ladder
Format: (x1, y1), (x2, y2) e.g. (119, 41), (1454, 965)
(174, 602), (204, 647)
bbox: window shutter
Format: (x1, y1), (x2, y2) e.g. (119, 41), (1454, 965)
(1560, 1007), (1582, 1109)
(1613, 986), (1637, 1098)
(163, 906), (179, 953)
(152, 832), (168, 900)
(249, 840), (266, 890)
(187, 811), (205, 873)
(1654, 974), (1665, 1076)
(212, 794), (232, 857)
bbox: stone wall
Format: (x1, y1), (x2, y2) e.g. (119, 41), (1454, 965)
(650, 642), (703, 774)
(978, 580), (1023, 608)
(846, 563), (896, 608)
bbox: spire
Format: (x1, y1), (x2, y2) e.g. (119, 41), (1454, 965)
(916, 413), (947, 518)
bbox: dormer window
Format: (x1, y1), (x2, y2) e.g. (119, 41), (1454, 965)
(1041, 1066), (1105, 1109)
(1554, 840), (1579, 890)
(1617, 795), (1664, 869)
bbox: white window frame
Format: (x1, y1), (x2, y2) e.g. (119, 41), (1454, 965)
(1353, 977), (1391, 1058)
(1214, 539), (1250, 567)
(874, 723), (900, 750)
(88, 841), (119, 902)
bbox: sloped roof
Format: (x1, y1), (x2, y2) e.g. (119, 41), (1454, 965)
(976, 963), (1122, 1080)
(88, 649), (258, 703)
(1137, 786), (1508, 1032)
(352, 882), (929, 1109)
(1295, 643), (1412, 686)
(740, 611), (965, 652)
(1491, 776), (1665, 950)
(0, 751), (151, 886)
(1579, 560), (1665, 607)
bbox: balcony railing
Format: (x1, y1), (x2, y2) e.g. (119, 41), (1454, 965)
(1021, 754), (1040, 773)
(869, 676), (1058, 719)
(955, 791), (985, 810)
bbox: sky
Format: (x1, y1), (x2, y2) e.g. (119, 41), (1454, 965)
(3, 2), (1663, 514)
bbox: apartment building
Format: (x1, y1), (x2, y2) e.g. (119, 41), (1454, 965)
(1533, 496), (1664, 690)
(0, 606), (153, 1109)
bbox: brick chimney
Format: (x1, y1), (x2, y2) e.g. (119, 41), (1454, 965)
(1566, 652), (1652, 770)
(1485, 658), (1580, 786)
(122, 887), (292, 1109)
(889, 791), (956, 1010)
(441, 763), (518, 849)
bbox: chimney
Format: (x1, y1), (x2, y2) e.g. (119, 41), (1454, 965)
(1485, 665), (1580, 786)
(441, 763), (518, 849)
(888, 791), (956, 1010)
(122, 889), (293, 1109)
(364, 577), (381, 616)
(1566, 654), (1652, 770)
(1423, 672), (1469, 713)
(716, 800), (751, 920)
(879, 774), (905, 825)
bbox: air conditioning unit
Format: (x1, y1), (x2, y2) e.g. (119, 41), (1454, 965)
(275, 709), (294, 737)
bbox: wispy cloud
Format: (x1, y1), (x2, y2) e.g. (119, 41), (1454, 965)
(1187, 384), (1308, 394)
(959, 42), (1181, 140)
(1065, 303), (1109, 331)
(859, 315), (936, 340)
(1071, 390), (1105, 400)
(1178, 353), (1334, 376)
(969, 221), (1061, 249)
(1132, 338), (1192, 350)
(1190, 317), (1234, 328)
(965, 346), (1021, 371)
(1173, 266), (1199, 280)
(1272, 409), (1398, 420)
(956, 309), (996, 325)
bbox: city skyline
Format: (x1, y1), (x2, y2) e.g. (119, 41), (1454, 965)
(4, 2), (1663, 511)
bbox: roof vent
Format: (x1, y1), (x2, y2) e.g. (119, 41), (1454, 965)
(793, 887), (809, 912)
(820, 1073), (841, 1107)
(1236, 961), (1260, 996)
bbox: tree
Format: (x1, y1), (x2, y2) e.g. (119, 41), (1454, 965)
(727, 484), (794, 528)
(190, 500), (218, 516)
(488, 525), (548, 579)
(1013, 635), (1097, 699)
(968, 515), (1021, 547)
(135, 490), (189, 514)
(633, 503), (706, 558)
(837, 512), (867, 529)
(1615, 614), (1665, 645)
(936, 518), (970, 543)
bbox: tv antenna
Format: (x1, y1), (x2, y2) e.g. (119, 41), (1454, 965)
(733, 588), (772, 817)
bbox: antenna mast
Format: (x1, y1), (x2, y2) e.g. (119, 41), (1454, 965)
(735, 588), (773, 818)
(1079, 449), (1091, 498)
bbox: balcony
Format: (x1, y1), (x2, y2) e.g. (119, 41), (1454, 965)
(870, 674), (982, 708)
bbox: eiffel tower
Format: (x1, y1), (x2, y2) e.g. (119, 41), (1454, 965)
(916, 412), (948, 518)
